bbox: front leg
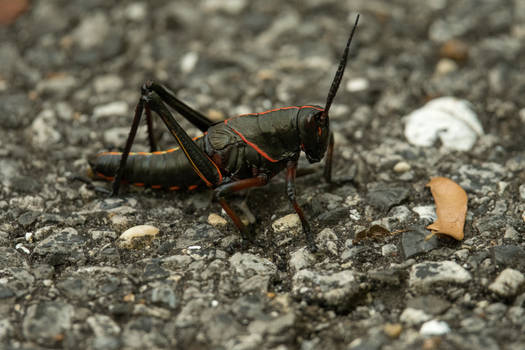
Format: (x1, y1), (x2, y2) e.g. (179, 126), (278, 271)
(323, 132), (334, 183)
(323, 131), (355, 186)
(213, 175), (268, 243)
(286, 160), (317, 252)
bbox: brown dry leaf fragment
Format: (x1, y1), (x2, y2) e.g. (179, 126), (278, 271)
(440, 39), (469, 62)
(353, 225), (390, 244)
(426, 177), (467, 240)
(0, 0), (29, 25)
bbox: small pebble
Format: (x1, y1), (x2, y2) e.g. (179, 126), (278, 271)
(393, 161), (411, 173)
(93, 74), (123, 94)
(110, 215), (129, 230)
(400, 308), (431, 326)
(420, 320), (450, 336)
(488, 268), (525, 297)
(404, 97), (483, 151)
(93, 101), (128, 118)
(272, 214), (301, 233)
(180, 52), (198, 74)
(504, 226), (519, 240)
(383, 323), (403, 338)
(208, 213), (227, 227)
(381, 243), (398, 257)
(435, 58), (458, 75)
(207, 109), (225, 122)
(346, 77), (369, 92)
(125, 2), (147, 21)
(118, 224), (159, 249)
(15, 243), (31, 254)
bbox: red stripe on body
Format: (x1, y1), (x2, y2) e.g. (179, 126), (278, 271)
(223, 105), (323, 163)
(225, 119), (279, 163)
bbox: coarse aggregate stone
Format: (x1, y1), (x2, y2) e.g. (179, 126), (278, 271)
(0, 0), (524, 349)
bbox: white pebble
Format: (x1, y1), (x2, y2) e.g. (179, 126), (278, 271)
(180, 52), (199, 74)
(435, 58), (458, 75)
(346, 77), (369, 92)
(118, 224), (159, 249)
(93, 74), (123, 94)
(420, 320), (450, 336)
(25, 232), (33, 242)
(400, 308), (431, 326)
(381, 243), (398, 257)
(125, 2), (147, 21)
(404, 97), (483, 151)
(94, 101), (129, 118)
(393, 161), (411, 173)
(412, 205), (438, 222)
(15, 243), (31, 255)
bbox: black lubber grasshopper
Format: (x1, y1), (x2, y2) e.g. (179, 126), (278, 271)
(90, 15), (360, 251)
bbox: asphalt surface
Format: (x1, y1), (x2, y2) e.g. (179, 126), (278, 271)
(0, 0), (524, 349)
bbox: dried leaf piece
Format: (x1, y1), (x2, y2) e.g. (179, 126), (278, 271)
(426, 177), (467, 240)
(353, 225), (390, 244)
(0, 0), (29, 25)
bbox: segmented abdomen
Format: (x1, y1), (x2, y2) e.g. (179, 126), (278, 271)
(90, 137), (206, 190)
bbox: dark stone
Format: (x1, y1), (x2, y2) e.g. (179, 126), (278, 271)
(73, 33), (124, 65)
(57, 277), (92, 301)
(467, 251), (491, 269)
(367, 269), (403, 287)
(40, 213), (65, 225)
(142, 261), (170, 282)
(150, 284), (178, 309)
(98, 275), (122, 295)
(176, 224), (221, 247)
(9, 176), (40, 193)
(18, 211), (40, 227)
(0, 247), (26, 268)
(407, 295), (451, 315)
(0, 93), (34, 129)
(366, 186), (409, 211)
(33, 228), (86, 266)
(414, 262), (442, 279)
(491, 245), (525, 269)
(22, 301), (74, 347)
(401, 226), (440, 259)
(1, 267), (35, 297)
(317, 207), (348, 225)
(348, 335), (387, 350)
(0, 285), (15, 299)
(474, 215), (506, 235)
(109, 303), (133, 317)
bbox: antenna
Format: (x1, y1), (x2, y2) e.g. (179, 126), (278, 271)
(321, 13), (360, 121)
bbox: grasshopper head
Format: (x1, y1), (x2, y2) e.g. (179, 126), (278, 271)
(298, 13), (359, 164)
(298, 108), (329, 163)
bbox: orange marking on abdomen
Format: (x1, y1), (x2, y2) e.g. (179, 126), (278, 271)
(188, 185), (198, 191)
(151, 185), (162, 189)
(169, 186), (180, 191)
(95, 172), (115, 181)
(133, 182), (145, 187)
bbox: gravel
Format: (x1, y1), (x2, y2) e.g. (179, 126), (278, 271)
(1, 0), (524, 348)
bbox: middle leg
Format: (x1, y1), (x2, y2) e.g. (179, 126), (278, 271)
(286, 160), (317, 252)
